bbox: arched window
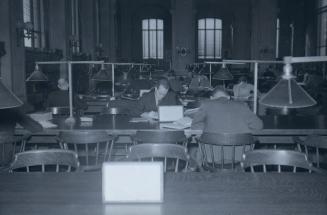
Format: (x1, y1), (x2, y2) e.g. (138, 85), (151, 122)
(197, 18), (222, 59)
(142, 19), (164, 59)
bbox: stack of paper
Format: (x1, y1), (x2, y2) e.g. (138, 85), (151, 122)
(28, 112), (57, 128)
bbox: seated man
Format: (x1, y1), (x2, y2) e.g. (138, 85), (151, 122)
(166, 70), (183, 93)
(233, 76), (256, 99)
(131, 77), (181, 117)
(188, 72), (211, 91)
(191, 87), (263, 166)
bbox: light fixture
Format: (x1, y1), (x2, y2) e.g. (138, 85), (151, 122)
(259, 57), (316, 108)
(212, 64), (233, 80)
(91, 64), (112, 81)
(212, 63), (233, 88)
(26, 64), (48, 82)
(16, 21), (34, 47)
(0, 79), (23, 109)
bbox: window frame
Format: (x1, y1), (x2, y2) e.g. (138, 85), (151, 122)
(197, 18), (222, 60)
(23, 0), (46, 49)
(142, 18), (164, 60)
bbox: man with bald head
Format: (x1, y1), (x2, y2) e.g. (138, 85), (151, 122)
(192, 87), (262, 133)
(191, 87), (263, 167)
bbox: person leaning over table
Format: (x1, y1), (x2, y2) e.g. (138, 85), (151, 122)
(131, 77), (181, 117)
(191, 87), (263, 167)
(233, 75), (258, 99)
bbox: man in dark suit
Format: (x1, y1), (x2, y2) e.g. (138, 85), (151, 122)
(132, 77), (181, 117)
(192, 87), (263, 132)
(191, 87), (263, 166)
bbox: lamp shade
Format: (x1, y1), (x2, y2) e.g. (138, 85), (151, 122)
(91, 68), (112, 81)
(212, 67), (233, 80)
(26, 66), (48, 82)
(259, 78), (316, 108)
(0, 79), (23, 109)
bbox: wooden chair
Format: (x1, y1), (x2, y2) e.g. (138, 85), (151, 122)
(0, 134), (30, 167)
(99, 107), (130, 160)
(295, 135), (327, 169)
(198, 133), (254, 171)
(9, 149), (79, 172)
(241, 149), (321, 173)
(133, 130), (188, 146)
(20, 134), (61, 152)
(58, 131), (114, 171)
(127, 143), (190, 172)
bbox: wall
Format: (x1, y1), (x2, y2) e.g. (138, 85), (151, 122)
(250, 0), (278, 60)
(0, 0), (26, 100)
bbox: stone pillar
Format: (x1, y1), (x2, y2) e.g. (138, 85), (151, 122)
(171, 0), (195, 75)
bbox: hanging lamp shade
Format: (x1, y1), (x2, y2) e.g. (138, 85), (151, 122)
(26, 65), (48, 82)
(91, 66), (112, 81)
(213, 66), (233, 80)
(259, 59), (316, 108)
(0, 79), (23, 109)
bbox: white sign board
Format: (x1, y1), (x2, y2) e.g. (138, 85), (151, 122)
(102, 162), (163, 203)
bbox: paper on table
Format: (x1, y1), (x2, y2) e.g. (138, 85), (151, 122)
(160, 116), (192, 130)
(80, 116), (93, 122)
(129, 118), (151, 123)
(38, 120), (57, 128)
(28, 112), (53, 121)
(184, 108), (199, 115)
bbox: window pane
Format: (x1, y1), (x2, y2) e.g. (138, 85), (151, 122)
(23, 0), (31, 22)
(142, 19), (148, 30)
(206, 30), (214, 58)
(198, 19), (205, 29)
(198, 30), (205, 57)
(150, 30), (157, 58)
(158, 31), (163, 59)
(215, 19), (222, 29)
(142, 19), (164, 59)
(24, 35), (32, 47)
(149, 19), (156, 30)
(143, 31), (149, 59)
(215, 30), (222, 58)
(206, 18), (215, 29)
(197, 18), (222, 59)
(157, 20), (163, 30)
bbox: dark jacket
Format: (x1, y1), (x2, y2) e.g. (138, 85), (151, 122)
(131, 89), (181, 116)
(191, 97), (263, 133)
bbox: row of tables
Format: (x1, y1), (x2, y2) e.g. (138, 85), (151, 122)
(7, 114), (327, 214)
(21, 114), (327, 136)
